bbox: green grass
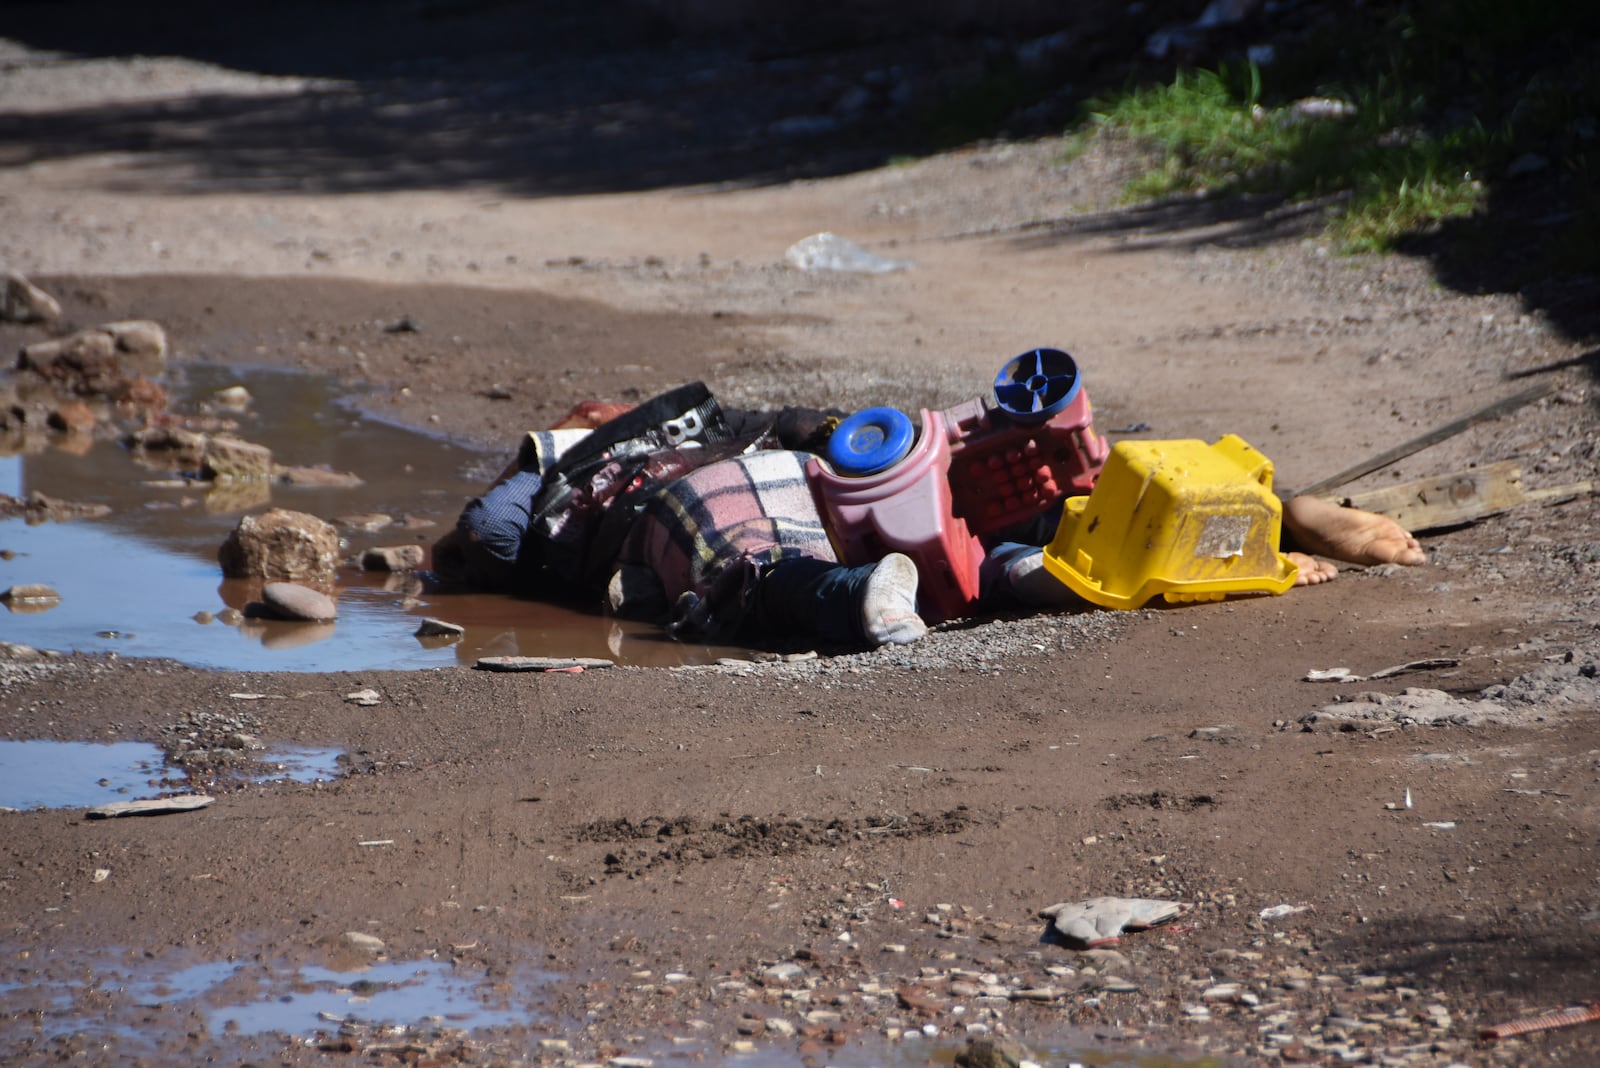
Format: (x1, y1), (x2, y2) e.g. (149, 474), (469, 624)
(1070, 2), (1600, 266)
(1077, 64), (1489, 252)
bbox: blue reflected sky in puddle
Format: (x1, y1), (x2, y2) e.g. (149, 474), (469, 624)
(209, 959), (526, 1035)
(0, 365), (744, 670)
(0, 739), (166, 810)
(0, 945), (1219, 1066)
(0, 949), (547, 1052)
(254, 743), (344, 783)
(0, 739), (345, 810)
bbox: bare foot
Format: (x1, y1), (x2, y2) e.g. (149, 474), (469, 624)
(1287, 551), (1338, 586)
(1283, 495), (1427, 567)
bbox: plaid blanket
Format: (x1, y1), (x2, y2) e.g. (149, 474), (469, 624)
(619, 449), (836, 636)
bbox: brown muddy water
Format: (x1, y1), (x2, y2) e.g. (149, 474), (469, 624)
(0, 366), (1224, 1068)
(0, 364), (747, 671)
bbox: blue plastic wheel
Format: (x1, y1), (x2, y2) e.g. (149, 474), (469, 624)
(993, 348), (1082, 423)
(828, 406), (916, 476)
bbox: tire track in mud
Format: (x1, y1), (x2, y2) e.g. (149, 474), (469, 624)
(575, 807), (978, 876)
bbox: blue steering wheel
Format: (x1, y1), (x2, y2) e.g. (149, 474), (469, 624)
(827, 406), (916, 476)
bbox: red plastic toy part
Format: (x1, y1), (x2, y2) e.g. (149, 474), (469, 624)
(942, 385), (1108, 538)
(807, 409), (986, 624)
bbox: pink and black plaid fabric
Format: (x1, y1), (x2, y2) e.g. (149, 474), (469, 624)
(619, 449), (837, 632)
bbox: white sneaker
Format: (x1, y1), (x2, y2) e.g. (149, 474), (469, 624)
(860, 552), (927, 646)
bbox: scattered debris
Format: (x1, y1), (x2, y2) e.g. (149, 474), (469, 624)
(343, 688), (382, 706)
(1303, 687), (1511, 730)
(1258, 903), (1313, 921)
(475, 656), (614, 672)
(1039, 896), (1192, 947)
(784, 232), (911, 274)
(0, 491), (111, 523)
(1300, 381), (1555, 498)
(1303, 658), (1459, 683)
(86, 795), (215, 819)
(1480, 1001), (1600, 1042)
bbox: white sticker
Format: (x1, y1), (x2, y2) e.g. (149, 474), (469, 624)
(1195, 514), (1251, 558)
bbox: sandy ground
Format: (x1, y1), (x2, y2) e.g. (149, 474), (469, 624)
(2, 14), (1599, 1068)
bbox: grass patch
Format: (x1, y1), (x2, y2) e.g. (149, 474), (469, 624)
(1079, 63), (1489, 252)
(1071, 2), (1600, 268)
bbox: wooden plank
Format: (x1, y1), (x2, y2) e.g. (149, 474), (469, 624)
(1298, 381), (1555, 498)
(1523, 480), (1594, 504)
(1335, 462), (1525, 532)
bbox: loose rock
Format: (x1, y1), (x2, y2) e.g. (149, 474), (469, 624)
(101, 319), (168, 361)
(218, 509), (341, 585)
(334, 513), (392, 533)
(1, 583), (61, 604)
(340, 931), (385, 954)
(415, 617), (465, 639)
(361, 545), (424, 571)
(274, 465), (365, 488)
(1, 272), (62, 323)
(260, 581), (338, 622)
(87, 795), (214, 819)
(201, 435), (274, 481)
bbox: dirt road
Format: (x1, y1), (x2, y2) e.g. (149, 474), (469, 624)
(1, 13), (1598, 1067)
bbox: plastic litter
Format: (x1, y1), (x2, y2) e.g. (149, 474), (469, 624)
(1258, 903), (1312, 921)
(1480, 1002), (1600, 1042)
(1040, 896), (1192, 948)
(784, 232), (911, 274)
(1042, 435), (1297, 609)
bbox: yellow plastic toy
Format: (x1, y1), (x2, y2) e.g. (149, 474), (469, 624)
(1041, 434), (1298, 609)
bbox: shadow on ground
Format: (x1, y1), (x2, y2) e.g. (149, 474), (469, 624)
(4, 0), (1596, 350)
(1322, 914), (1600, 1027)
(0, 0), (1157, 197)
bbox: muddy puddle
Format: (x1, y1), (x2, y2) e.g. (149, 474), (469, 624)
(0, 365), (748, 671)
(0, 738), (343, 811)
(0, 942), (1215, 1066)
(0, 946), (556, 1059)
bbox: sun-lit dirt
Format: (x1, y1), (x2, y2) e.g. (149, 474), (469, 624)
(1, 9), (1598, 1066)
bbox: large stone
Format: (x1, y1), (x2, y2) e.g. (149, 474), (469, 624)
(261, 581), (338, 622)
(201, 435), (274, 481)
(218, 508), (341, 585)
(1, 273), (62, 323)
